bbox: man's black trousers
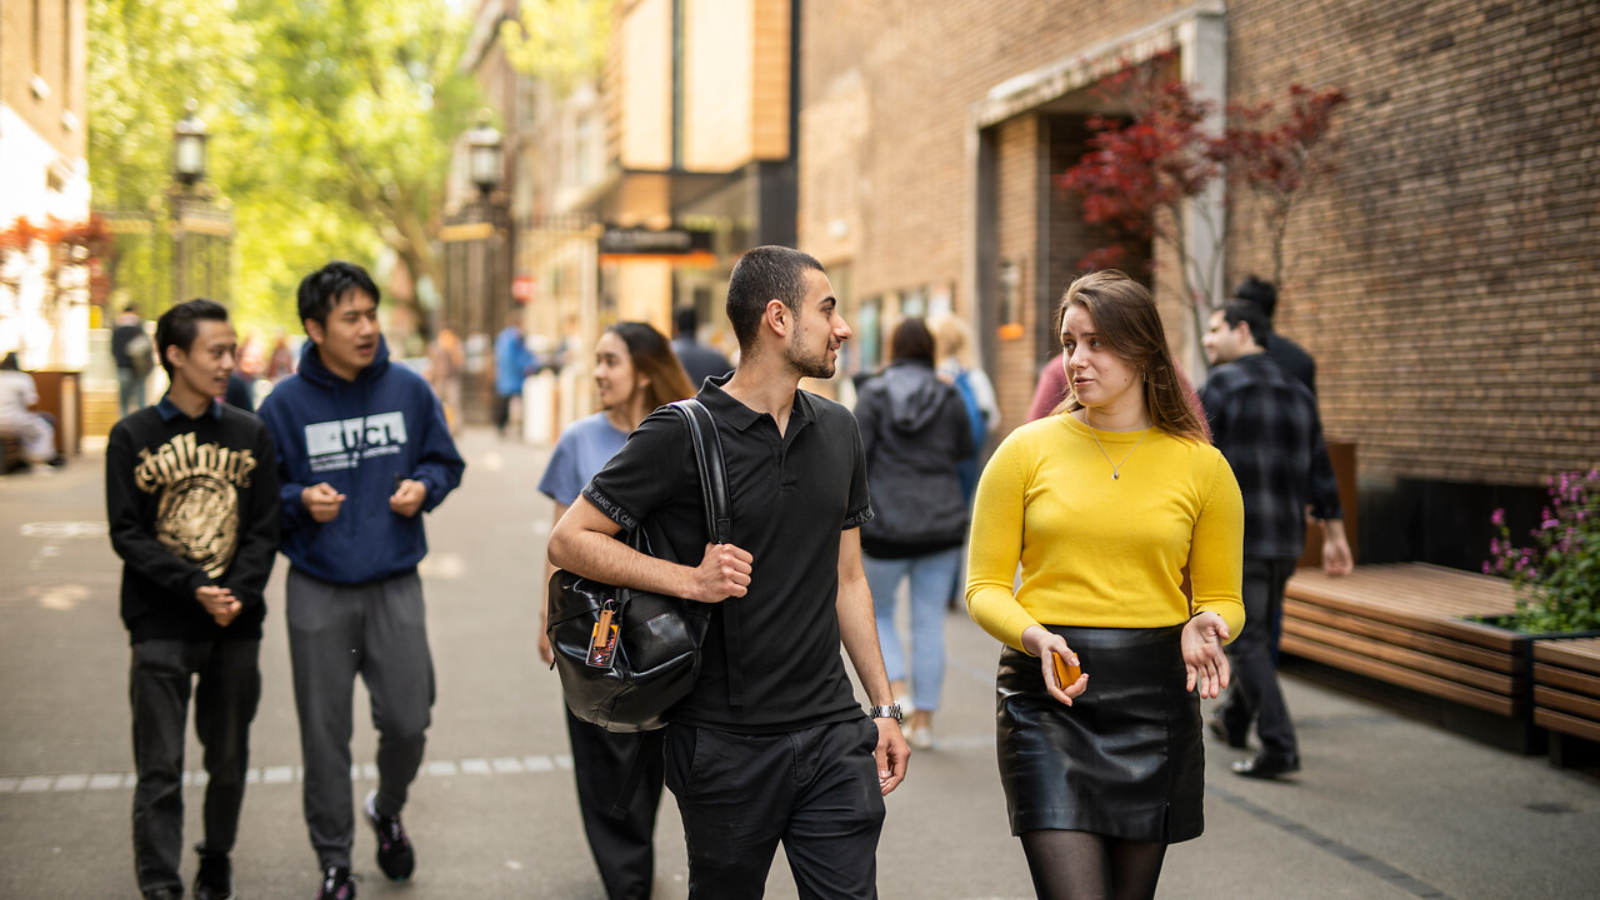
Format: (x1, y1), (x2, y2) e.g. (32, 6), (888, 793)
(567, 709), (664, 900)
(129, 638), (261, 896)
(1217, 557), (1300, 759)
(664, 718), (886, 900)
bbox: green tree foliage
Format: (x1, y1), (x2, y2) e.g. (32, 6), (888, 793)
(87, 0), (478, 332)
(501, 0), (610, 95)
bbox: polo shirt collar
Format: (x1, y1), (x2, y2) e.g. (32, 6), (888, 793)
(156, 394), (224, 422)
(696, 372), (816, 433)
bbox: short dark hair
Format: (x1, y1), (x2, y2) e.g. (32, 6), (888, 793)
(673, 305), (698, 338)
(297, 261), (381, 331)
(725, 246), (825, 352)
(889, 318), (936, 364)
(1, 352), (18, 371)
(1232, 275), (1278, 319)
(155, 299), (230, 378)
(1219, 300), (1271, 348)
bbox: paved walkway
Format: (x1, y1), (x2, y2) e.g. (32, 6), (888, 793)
(1, 428), (1596, 899)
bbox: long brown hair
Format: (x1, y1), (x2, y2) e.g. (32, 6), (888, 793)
(607, 321), (697, 411)
(1053, 270), (1210, 444)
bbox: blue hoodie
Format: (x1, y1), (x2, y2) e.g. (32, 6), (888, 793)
(258, 337), (465, 585)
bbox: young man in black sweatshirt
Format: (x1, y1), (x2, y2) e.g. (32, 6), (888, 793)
(106, 299), (280, 900)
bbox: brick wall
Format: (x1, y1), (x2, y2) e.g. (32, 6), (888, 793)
(1, 0), (87, 162)
(993, 114), (1040, 437)
(799, 0), (1600, 486)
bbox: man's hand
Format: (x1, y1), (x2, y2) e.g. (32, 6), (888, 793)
(1322, 519), (1354, 576)
(301, 483), (345, 523)
(874, 717), (910, 796)
(390, 479), (427, 518)
(1181, 611), (1231, 699)
(683, 543), (754, 603)
(196, 585), (241, 628)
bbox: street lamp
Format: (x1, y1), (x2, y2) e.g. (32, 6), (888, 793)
(466, 111), (503, 197)
(173, 100), (209, 188)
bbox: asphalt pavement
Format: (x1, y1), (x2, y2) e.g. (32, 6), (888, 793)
(2, 428), (1597, 900)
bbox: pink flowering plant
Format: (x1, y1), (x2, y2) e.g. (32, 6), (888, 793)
(1485, 470), (1600, 633)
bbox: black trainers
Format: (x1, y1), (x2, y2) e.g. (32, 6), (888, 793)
(314, 866), (357, 900)
(364, 790), (415, 881)
(144, 889), (182, 900)
(193, 844), (234, 900)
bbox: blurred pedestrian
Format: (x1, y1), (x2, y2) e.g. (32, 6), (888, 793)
(856, 318), (973, 750)
(537, 321), (695, 900)
(1231, 276), (1315, 393)
(1027, 351), (1069, 422)
(224, 371), (256, 413)
(0, 352), (66, 468)
(105, 299), (280, 900)
(112, 305), (155, 417)
(967, 270), (1243, 900)
(494, 312), (538, 436)
(548, 245), (909, 900)
(258, 261), (466, 900)
(671, 304), (733, 389)
(426, 327), (465, 432)
(1200, 300), (1351, 780)
(266, 328), (297, 383)
(929, 313), (999, 500)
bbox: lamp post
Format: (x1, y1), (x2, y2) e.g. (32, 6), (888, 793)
(467, 112), (503, 199)
(171, 100), (208, 304)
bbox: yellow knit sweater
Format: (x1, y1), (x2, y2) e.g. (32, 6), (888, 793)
(966, 413), (1245, 652)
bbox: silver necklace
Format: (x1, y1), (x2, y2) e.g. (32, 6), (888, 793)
(1085, 419), (1150, 481)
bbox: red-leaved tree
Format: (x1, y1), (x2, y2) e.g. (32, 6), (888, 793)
(1, 215), (113, 362)
(1056, 52), (1347, 370)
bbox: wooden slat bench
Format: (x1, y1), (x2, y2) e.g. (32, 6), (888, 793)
(1282, 563), (1524, 718)
(1533, 638), (1600, 766)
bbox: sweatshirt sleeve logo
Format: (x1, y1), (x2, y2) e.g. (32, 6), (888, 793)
(305, 412), (408, 473)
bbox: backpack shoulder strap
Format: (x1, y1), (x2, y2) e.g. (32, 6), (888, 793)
(669, 398), (731, 545)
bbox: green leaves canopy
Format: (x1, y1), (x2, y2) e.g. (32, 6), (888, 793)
(88, 0), (479, 331)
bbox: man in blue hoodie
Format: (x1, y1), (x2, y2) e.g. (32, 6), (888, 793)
(258, 261), (466, 900)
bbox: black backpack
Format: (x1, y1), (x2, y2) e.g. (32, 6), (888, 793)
(546, 399), (730, 732)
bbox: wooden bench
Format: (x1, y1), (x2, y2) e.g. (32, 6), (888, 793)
(1281, 563), (1525, 718)
(1533, 638), (1600, 767)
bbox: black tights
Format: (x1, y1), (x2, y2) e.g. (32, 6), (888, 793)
(1020, 829), (1168, 900)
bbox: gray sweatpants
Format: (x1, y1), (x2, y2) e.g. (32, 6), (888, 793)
(287, 566), (435, 871)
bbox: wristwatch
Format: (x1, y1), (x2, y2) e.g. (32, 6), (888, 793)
(868, 703), (903, 724)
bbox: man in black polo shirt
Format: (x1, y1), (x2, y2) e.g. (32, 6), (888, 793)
(549, 245), (909, 899)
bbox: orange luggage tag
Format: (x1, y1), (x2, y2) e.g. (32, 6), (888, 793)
(587, 603), (619, 669)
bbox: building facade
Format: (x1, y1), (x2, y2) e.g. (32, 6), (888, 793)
(798, 0), (1600, 568)
(1, 0), (91, 368)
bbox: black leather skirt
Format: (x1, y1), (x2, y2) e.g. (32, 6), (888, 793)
(996, 624), (1204, 843)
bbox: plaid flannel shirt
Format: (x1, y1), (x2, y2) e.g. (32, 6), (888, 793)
(1200, 353), (1341, 560)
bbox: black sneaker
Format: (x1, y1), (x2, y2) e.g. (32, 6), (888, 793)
(144, 889), (182, 900)
(193, 844), (234, 900)
(364, 790), (415, 881)
(314, 866), (357, 900)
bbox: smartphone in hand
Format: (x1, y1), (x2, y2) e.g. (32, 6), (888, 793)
(1052, 651), (1082, 688)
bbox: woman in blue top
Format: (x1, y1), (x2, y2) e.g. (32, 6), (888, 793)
(537, 321), (695, 900)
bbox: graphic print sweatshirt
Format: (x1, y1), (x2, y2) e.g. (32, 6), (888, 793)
(257, 338), (465, 586)
(106, 400), (281, 643)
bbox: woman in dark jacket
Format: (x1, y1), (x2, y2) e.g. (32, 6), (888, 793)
(856, 318), (975, 750)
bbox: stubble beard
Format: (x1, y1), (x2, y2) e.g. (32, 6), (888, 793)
(786, 337), (835, 380)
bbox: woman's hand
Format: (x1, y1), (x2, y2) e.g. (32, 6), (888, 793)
(1182, 611), (1231, 699)
(1021, 625), (1089, 706)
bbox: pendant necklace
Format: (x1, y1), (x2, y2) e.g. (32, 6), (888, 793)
(1085, 419), (1150, 481)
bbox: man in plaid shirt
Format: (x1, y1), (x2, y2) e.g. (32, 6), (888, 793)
(1200, 300), (1352, 780)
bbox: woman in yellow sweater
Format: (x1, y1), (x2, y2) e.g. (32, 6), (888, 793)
(966, 270), (1244, 900)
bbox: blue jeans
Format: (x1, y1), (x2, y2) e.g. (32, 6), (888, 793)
(865, 547), (963, 713)
(118, 367), (146, 418)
